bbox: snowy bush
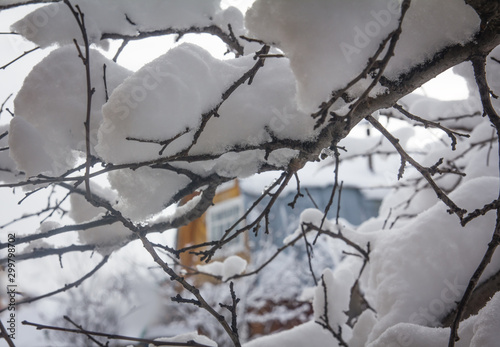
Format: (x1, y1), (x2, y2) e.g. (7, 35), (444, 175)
(0, 0), (499, 346)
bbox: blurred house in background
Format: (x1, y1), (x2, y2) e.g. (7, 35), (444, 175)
(174, 160), (382, 338)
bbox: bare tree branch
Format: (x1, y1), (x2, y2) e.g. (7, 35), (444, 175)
(0, 46), (40, 70)
(22, 319), (215, 346)
(448, 209), (500, 346)
(0, 255), (109, 313)
(315, 274), (348, 347)
(366, 114), (467, 219)
(0, 320), (15, 347)
(64, 0), (95, 201)
(139, 235), (241, 347)
(0, 0), (60, 10)
(393, 103), (470, 150)
(101, 24), (244, 57)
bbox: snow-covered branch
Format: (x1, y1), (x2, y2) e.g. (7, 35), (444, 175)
(2, 0), (500, 346)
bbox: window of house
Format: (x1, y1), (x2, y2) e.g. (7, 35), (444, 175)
(206, 196), (245, 249)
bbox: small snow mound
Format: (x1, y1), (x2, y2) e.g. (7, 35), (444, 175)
(197, 255), (247, 281)
(151, 331), (217, 347)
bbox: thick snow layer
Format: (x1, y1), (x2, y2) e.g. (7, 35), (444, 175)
(98, 43), (312, 219)
(10, 45), (131, 176)
(69, 183), (132, 254)
(469, 292), (500, 347)
(8, 115), (53, 177)
(196, 255), (247, 281)
(96, 43), (319, 220)
(97, 43), (315, 164)
(97, 43), (253, 164)
(362, 177), (500, 343)
(350, 310), (378, 347)
(246, 0), (479, 112)
(313, 267), (355, 331)
(191, 57), (317, 155)
(245, 0), (399, 112)
(384, 0), (479, 79)
(0, 124), (21, 182)
(243, 320), (340, 347)
(367, 293), (500, 346)
(11, 0), (220, 48)
(107, 167), (191, 221)
(368, 323), (465, 347)
(247, 176), (500, 346)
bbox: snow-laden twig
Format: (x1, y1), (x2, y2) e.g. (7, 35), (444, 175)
(102, 24), (244, 57)
(302, 222), (370, 261)
(315, 274), (348, 347)
(301, 223), (318, 286)
(225, 232), (303, 281)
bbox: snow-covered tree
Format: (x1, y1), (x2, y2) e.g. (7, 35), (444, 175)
(1, 0), (500, 346)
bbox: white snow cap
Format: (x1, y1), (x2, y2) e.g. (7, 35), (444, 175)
(0, 124), (20, 183)
(10, 45), (131, 177)
(11, 0), (221, 48)
(69, 182), (132, 255)
(96, 43), (253, 164)
(151, 331), (217, 347)
(196, 255), (247, 281)
(95, 42), (320, 220)
(246, 0), (479, 113)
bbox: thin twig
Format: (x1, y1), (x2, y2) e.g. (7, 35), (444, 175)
(0, 216), (117, 250)
(219, 282), (240, 340)
(0, 255), (109, 313)
(139, 235), (241, 347)
(64, 0), (95, 200)
(448, 209), (500, 346)
(315, 274), (349, 347)
(0, 320), (15, 347)
(22, 320), (214, 346)
(64, 316), (106, 347)
(0, 47), (40, 70)
(0, 94), (13, 119)
(366, 115), (466, 219)
(393, 103), (470, 150)
(448, 52), (500, 346)
(301, 223), (318, 285)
